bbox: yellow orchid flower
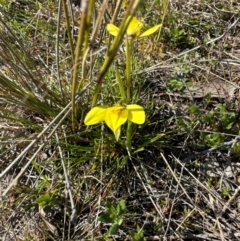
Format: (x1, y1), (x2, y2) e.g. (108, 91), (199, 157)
(107, 16), (161, 38)
(84, 104), (145, 141)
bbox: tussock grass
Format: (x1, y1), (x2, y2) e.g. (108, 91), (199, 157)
(0, 0), (240, 240)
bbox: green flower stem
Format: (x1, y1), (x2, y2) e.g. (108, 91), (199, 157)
(91, 15), (134, 108)
(125, 37), (133, 104)
(62, 0), (74, 63)
(127, 120), (132, 153)
(71, 1), (88, 129)
(115, 68), (126, 102)
(125, 38), (133, 152)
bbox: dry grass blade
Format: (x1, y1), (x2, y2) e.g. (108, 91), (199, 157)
(0, 19), (63, 103)
(1, 88), (88, 195)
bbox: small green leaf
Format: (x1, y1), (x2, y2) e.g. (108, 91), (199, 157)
(98, 213), (115, 224)
(98, 200), (126, 233)
(233, 142), (240, 155)
(221, 186), (231, 199)
(117, 200), (126, 216)
(189, 104), (200, 115)
(130, 226), (146, 241)
(201, 132), (225, 147)
(167, 78), (184, 91)
(106, 200), (115, 210)
(108, 223), (120, 235)
(36, 192), (58, 208)
(116, 217), (123, 226)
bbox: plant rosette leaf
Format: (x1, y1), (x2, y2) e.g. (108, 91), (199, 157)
(108, 223), (120, 235)
(117, 200), (126, 216)
(98, 213), (115, 224)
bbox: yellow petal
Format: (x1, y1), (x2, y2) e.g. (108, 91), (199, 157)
(84, 106), (108, 125)
(127, 104), (145, 124)
(105, 106), (128, 134)
(107, 24), (120, 36)
(139, 24), (162, 37)
(127, 17), (143, 36)
(114, 126), (121, 141)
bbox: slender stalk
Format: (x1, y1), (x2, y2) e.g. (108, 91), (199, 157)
(91, 15), (133, 108)
(80, 0), (95, 82)
(115, 68), (126, 102)
(91, 0), (141, 107)
(127, 120), (132, 152)
(125, 37), (133, 152)
(71, 0), (89, 130)
(125, 37), (131, 104)
(62, 0), (74, 63)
